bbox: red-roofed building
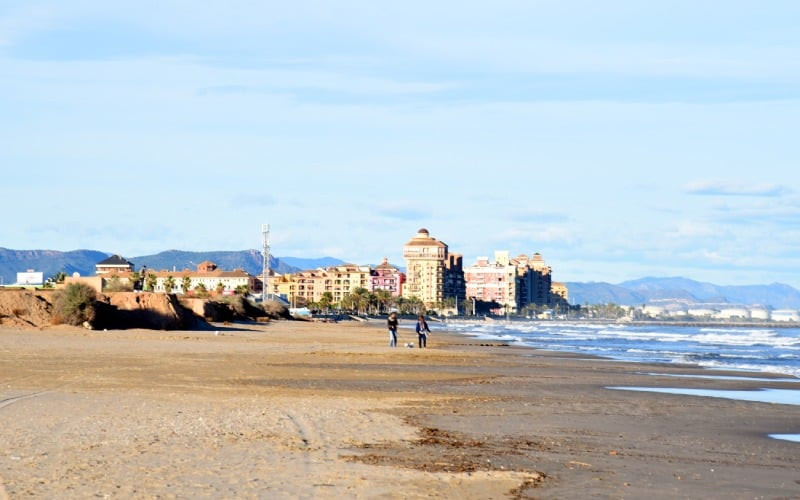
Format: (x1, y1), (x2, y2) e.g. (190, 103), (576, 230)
(370, 258), (405, 297)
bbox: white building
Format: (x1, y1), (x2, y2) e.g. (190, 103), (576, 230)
(715, 307), (750, 320)
(150, 261), (255, 295)
(688, 308), (716, 317)
(16, 270), (44, 286)
(642, 305), (665, 317)
(771, 309), (800, 322)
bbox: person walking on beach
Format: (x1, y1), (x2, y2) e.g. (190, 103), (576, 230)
(416, 315), (431, 348)
(387, 312), (399, 347)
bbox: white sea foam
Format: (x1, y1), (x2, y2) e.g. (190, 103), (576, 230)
(639, 372), (800, 382)
(608, 386), (800, 405)
(695, 360), (800, 378)
(444, 321), (800, 377)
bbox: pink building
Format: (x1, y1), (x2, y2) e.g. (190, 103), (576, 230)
(370, 258), (405, 297)
(464, 252), (519, 314)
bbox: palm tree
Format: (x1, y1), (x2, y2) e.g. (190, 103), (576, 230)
(319, 292), (333, 313)
(402, 295), (424, 315)
(350, 287), (370, 315)
(145, 273), (157, 292)
(216, 282), (225, 295)
(340, 293), (355, 312)
(374, 289), (392, 314)
(164, 276), (176, 294)
(194, 283), (208, 298)
(181, 276), (192, 294)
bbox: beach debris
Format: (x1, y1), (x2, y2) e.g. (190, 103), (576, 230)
(566, 460), (592, 469)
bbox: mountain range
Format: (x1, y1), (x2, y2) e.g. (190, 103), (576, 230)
(565, 277), (800, 310)
(0, 248), (347, 285)
(2, 248), (799, 309)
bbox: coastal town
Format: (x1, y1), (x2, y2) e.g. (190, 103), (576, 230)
(4, 227), (800, 322)
(8, 228), (567, 318)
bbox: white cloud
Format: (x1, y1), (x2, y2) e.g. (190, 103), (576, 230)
(685, 180), (791, 197)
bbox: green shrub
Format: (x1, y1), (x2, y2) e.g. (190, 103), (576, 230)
(54, 283), (97, 326)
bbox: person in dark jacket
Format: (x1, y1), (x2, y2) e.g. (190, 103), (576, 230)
(415, 315), (431, 348)
(387, 312), (399, 347)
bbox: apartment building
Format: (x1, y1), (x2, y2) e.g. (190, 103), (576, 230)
(512, 252), (553, 307)
(370, 258), (405, 297)
(443, 253), (466, 311)
(463, 251), (561, 314)
(270, 264), (372, 306)
(551, 282), (569, 303)
(464, 251), (520, 314)
(402, 228), (452, 307)
(149, 261), (255, 294)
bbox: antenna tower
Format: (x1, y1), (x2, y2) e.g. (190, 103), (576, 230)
(262, 224), (270, 301)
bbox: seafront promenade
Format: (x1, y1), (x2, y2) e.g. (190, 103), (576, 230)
(1, 320), (798, 498)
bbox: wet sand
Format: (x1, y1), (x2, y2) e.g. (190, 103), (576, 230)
(1, 320), (798, 498)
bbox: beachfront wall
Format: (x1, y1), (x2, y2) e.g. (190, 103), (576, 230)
(64, 275), (105, 293)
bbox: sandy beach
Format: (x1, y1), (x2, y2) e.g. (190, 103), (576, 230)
(1, 320), (798, 499)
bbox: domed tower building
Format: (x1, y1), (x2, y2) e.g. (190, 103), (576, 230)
(402, 228), (448, 308)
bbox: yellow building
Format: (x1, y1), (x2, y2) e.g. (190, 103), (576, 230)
(551, 281), (568, 302)
(270, 265), (371, 307)
(402, 228), (449, 307)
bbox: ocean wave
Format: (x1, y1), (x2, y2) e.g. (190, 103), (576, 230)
(446, 322), (800, 377)
(695, 360), (800, 378)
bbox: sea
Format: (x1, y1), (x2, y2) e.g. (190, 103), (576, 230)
(440, 319), (800, 442)
(441, 320), (800, 378)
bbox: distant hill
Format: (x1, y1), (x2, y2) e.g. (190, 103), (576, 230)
(0, 248), (308, 283)
(130, 249), (300, 276)
(566, 277), (800, 309)
(130, 251), (347, 275)
(0, 248), (109, 284)
(564, 282), (647, 306)
(276, 256), (347, 270)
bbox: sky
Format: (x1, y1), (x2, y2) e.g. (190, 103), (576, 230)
(2, 1), (799, 287)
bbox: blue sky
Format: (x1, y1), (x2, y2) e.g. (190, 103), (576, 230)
(2, 1), (799, 287)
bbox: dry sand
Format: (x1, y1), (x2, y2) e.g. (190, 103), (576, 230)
(1, 320), (798, 499)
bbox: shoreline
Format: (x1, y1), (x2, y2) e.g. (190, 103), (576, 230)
(439, 316), (800, 329)
(1, 321), (799, 498)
